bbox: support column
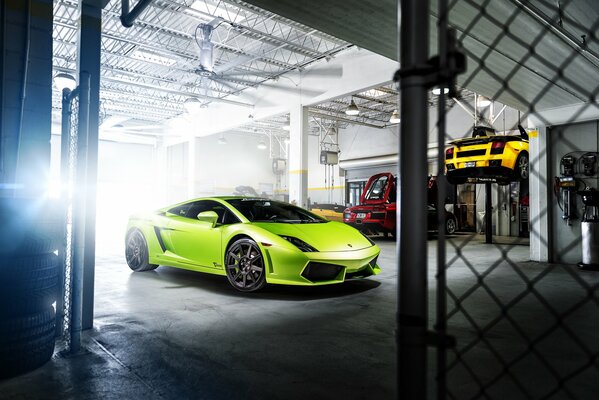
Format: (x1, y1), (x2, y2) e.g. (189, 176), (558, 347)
(79, 0), (102, 330)
(187, 135), (196, 198)
(529, 126), (549, 261)
(288, 105), (308, 208)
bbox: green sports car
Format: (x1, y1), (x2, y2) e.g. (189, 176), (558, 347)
(125, 197), (381, 292)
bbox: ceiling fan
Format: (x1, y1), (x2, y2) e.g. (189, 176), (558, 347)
(189, 18), (343, 105)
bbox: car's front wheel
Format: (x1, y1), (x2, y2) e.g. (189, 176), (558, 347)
(514, 152), (529, 181)
(445, 216), (457, 235)
(125, 229), (158, 272)
(225, 238), (266, 292)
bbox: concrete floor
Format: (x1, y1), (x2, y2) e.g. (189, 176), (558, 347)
(1, 234), (598, 399)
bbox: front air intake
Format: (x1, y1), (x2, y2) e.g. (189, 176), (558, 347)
(302, 262), (343, 282)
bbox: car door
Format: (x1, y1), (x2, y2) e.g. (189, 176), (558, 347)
(164, 200), (225, 269)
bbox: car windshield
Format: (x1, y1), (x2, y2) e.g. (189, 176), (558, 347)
(226, 199), (328, 223)
(364, 175), (388, 201)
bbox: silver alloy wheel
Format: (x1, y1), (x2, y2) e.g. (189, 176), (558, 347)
(517, 153), (529, 180)
(446, 217), (457, 235)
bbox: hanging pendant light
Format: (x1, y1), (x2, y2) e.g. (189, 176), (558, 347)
(389, 110), (401, 124)
(345, 99), (360, 116)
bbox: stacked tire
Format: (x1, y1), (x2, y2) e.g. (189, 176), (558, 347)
(0, 198), (61, 379)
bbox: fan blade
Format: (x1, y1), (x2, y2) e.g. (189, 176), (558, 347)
(214, 78), (274, 106)
(213, 54), (256, 75)
(259, 82), (324, 98)
(301, 65), (343, 79)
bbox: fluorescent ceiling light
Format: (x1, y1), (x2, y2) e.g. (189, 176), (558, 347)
(389, 110), (401, 124)
(257, 140), (267, 150)
(191, 1), (241, 23)
(432, 87), (449, 95)
(131, 49), (176, 66)
(362, 89), (388, 98)
(54, 73), (77, 91)
(345, 99), (360, 116)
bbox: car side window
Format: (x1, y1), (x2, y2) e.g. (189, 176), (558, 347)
(167, 204), (191, 217)
(185, 201), (216, 219)
(170, 200), (240, 225)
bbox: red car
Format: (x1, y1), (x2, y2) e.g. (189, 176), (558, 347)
(343, 173), (397, 237)
(343, 173), (458, 236)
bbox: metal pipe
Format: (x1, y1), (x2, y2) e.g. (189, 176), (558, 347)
(0, 0), (6, 176)
(13, 0), (32, 197)
(398, 0), (429, 398)
(436, 0), (449, 397)
(485, 182), (493, 244)
(70, 72), (91, 353)
(120, 0), (154, 28)
(508, 0), (599, 70)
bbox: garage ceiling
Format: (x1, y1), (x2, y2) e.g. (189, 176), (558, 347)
(243, 0), (599, 113)
(52, 0), (353, 131)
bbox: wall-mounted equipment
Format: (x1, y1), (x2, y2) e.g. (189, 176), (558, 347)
(320, 151), (339, 165)
(272, 158), (286, 174)
(577, 190), (599, 270)
(561, 155), (576, 176)
(582, 154), (597, 176)
(557, 176), (577, 225)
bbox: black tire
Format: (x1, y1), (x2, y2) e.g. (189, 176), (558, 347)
(0, 198), (62, 256)
(445, 216), (458, 235)
(0, 254), (59, 316)
(0, 232), (59, 256)
(514, 152), (529, 181)
(0, 306), (56, 379)
(125, 229), (158, 272)
(225, 238), (266, 292)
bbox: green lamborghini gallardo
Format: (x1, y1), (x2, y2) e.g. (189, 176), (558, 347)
(125, 197), (381, 292)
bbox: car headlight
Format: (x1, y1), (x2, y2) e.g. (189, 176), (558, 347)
(279, 236), (318, 252)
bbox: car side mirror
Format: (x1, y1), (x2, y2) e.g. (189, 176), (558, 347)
(197, 211), (219, 227)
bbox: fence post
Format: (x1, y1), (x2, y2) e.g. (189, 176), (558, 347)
(70, 72), (90, 354)
(397, 0), (430, 398)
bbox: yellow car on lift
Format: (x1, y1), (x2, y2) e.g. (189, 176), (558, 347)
(445, 126), (530, 185)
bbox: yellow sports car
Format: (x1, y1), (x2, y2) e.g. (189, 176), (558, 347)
(445, 126), (530, 185)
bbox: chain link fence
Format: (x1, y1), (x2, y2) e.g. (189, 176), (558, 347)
(427, 0), (599, 398)
(59, 91), (79, 352)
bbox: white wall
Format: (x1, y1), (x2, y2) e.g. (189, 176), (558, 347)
(181, 133), (278, 199)
(50, 134), (162, 253)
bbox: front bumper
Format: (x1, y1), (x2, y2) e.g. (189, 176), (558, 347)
(446, 165), (515, 182)
(264, 245), (381, 286)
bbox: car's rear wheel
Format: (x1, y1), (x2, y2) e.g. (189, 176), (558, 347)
(125, 229), (158, 272)
(445, 216), (457, 235)
(225, 238), (266, 292)
(514, 152), (529, 181)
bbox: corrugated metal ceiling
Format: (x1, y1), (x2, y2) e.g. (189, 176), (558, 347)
(244, 0), (599, 112)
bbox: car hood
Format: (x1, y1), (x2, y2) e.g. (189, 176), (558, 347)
(251, 221), (373, 252)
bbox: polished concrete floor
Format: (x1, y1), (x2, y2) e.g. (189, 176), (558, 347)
(1, 234), (598, 399)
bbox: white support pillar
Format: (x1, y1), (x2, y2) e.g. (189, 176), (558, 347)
(187, 136), (196, 199)
(288, 105), (309, 208)
(529, 125), (549, 261)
